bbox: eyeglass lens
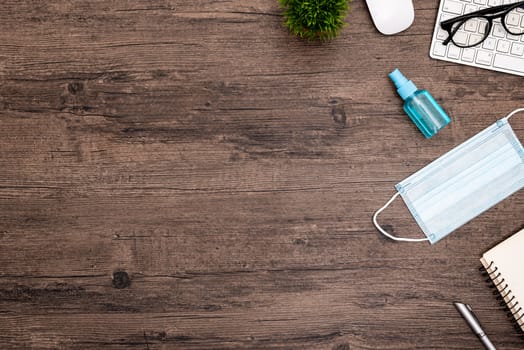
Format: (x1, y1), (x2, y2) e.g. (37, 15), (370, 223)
(450, 3), (524, 47)
(504, 5), (524, 35)
(451, 17), (490, 46)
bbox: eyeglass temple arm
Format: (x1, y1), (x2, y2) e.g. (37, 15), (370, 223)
(440, 20), (462, 46)
(442, 36), (452, 46)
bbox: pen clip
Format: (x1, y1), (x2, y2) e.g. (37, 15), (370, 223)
(454, 302), (496, 350)
(454, 302), (485, 335)
(465, 304), (478, 319)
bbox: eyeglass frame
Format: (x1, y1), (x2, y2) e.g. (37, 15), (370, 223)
(440, 1), (524, 48)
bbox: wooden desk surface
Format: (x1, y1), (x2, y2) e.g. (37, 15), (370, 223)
(1, 1), (523, 349)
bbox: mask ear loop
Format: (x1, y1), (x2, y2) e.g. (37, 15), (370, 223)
(372, 192), (429, 242)
(503, 107), (524, 121)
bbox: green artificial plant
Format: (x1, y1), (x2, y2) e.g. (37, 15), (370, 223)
(279, 0), (350, 40)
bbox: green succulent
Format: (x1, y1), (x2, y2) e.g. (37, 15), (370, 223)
(279, 0), (350, 40)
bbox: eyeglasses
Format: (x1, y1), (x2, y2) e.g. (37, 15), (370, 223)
(440, 1), (524, 48)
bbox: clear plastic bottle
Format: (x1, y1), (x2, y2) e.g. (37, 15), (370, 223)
(389, 69), (451, 138)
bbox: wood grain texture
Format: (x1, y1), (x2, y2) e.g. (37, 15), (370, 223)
(0, 0), (523, 349)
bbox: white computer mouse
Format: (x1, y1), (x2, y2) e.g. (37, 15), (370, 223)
(366, 0), (415, 35)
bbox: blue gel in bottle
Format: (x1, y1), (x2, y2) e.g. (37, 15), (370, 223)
(389, 69), (451, 138)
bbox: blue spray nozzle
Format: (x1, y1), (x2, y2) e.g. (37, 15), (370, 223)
(389, 69), (408, 88)
(389, 68), (417, 101)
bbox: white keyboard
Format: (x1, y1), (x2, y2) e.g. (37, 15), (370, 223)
(430, 0), (524, 76)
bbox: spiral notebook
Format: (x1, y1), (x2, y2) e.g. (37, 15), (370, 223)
(480, 228), (524, 332)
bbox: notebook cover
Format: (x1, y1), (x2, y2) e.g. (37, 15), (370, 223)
(480, 228), (524, 332)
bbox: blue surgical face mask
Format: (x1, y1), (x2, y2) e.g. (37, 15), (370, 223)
(373, 108), (524, 244)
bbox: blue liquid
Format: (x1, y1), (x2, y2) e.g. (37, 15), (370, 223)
(404, 90), (451, 138)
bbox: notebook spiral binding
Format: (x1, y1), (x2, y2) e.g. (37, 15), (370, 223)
(480, 261), (524, 335)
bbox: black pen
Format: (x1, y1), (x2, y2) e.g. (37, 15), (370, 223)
(454, 302), (496, 350)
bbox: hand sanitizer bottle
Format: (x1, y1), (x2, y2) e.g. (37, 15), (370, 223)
(389, 68), (451, 138)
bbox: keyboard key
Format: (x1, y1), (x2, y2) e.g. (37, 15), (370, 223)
(506, 32), (520, 41)
(493, 24), (505, 37)
(443, 0), (464, 14)
(506, 13), (520, 26)
(474, 0), (487, 4)
(440, 13), (455, 21)
(511, 42), (524, 55)
(433, 42), (448, 57)
(462, 48), (476, 62)
(482, 37), (497, 50)
(488, 0), (502, 5)
(454, 31), (469, 46)
(497, 40), (511, 53)
(493, 54), (524, 72)
(465, 19), (478, 32)
(465, 4), (478, 13)
(476, 50), (494, 65)
(448, 45), (461, 59)
(437, 28), (448, 40)
(469, 34), (483, 45)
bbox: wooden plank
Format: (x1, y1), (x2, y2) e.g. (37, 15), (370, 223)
(0, 0), (522, 349)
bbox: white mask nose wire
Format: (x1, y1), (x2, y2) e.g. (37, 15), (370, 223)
(372, 192), (429, 242)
